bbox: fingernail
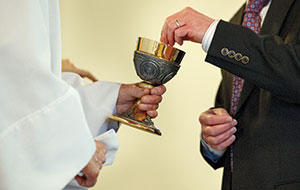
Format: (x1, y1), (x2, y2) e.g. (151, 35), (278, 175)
(231, 119), (237, 125)
(226, 117), (233, 122)
(231, 127), (237, 133)
(231, 135), (236, 140)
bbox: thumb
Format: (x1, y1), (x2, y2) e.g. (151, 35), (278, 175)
(213, 108), (230, 116)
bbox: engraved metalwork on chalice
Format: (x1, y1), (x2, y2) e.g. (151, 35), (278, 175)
(108, 37), (185, 136)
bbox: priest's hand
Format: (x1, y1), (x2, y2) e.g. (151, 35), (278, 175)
(200, 108), (237, 150)
(116, 84), (166, 118)
(160, 7), (214, 46)
(62, 59), (98, 82)
(75, 141), (107, 187)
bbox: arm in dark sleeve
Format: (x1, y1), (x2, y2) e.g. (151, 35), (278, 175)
(206, 20), (300, 104)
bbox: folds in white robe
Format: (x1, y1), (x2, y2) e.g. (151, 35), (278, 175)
(0, 0), (120, 189)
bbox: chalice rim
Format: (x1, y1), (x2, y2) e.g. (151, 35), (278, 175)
(136, 37), (185, 65)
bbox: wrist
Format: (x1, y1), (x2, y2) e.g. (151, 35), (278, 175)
(202, 19), (221, 52)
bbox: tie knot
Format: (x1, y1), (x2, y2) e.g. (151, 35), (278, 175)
(245, 0), (270, 13)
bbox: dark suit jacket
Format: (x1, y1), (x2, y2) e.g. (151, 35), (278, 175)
(201, 0), (300, 189)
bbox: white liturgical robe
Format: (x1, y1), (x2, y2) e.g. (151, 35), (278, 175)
(0, 0), (120, 189)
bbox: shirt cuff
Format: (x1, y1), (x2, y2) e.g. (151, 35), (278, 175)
(202, 19), (221, 53)
(201, 138), (225, 163)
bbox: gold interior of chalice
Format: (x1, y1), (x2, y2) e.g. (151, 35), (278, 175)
(108, 37), (185, 136)
(136, 37), (185, 65)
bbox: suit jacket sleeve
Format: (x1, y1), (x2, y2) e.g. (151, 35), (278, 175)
(206, 20), (300, 104)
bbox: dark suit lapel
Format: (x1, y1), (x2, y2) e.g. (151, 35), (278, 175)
(235, 0), (295, 113)
(230, 3), (245, 25)
(260, 0), (295, 35)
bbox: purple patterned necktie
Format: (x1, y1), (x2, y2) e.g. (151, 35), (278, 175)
(230, 0), (269, 115)
(230, 0), (270, 173)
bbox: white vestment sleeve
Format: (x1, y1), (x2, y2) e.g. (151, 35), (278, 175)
(0, 1), (96, 189)
(61, 72), (121, 137)
(61, 73), (121, 190)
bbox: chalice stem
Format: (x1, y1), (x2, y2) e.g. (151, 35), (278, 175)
(125, 82), (153, 123)
(108, 81), (161, 136)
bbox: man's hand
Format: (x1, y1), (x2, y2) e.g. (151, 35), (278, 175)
(75, 141), (107, 187)
(160, 7), (214, 46)
(199, 108), (237, 150)
(62, 59), (98, 82)
(116, 84), (166, 118)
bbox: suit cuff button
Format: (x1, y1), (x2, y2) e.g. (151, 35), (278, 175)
(235, 53), (243, 61)
(221, 48), (229, 56)
(241, 56), (250, 64)
(228, 50), (236, 58)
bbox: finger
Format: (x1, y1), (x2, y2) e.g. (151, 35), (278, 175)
(139, 103), (159, 111)
(150, 85), (166, 95)
(95, 142), (107, 164)
(95, 153), (106, 165)
(202, 119), (237, 137)
(84, 177), (97, 187)
(174, 25), (188, 45)
(101, 147), (107, 155)
(83, 169), (99, 187)
(167, 20), (177, 46)
(205, 126), (237, 145)
(97, 153), (106, 163)
(199, 111), (233, 125)
(141, 95), (162, 104)
(95, 142), (107, 158)
(163, 20), (170, 44)
(75, 175), (84, 186)
(160, 21), (169, 44)
(97, 155), (106, 164)
(146, 110), (158, 118)
(174, 26), (189, 46)
(128, 84), (148, 99)
(62, 58), (70, 63)
(101, 157), (106, 164)
(211, 135), (236, 150)
(75, 174), (97, 187)
(96, 140), (105, 147)
(80, 70), (98, 82)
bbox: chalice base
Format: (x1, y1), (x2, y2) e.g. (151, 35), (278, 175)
(108, 114), (162, 136)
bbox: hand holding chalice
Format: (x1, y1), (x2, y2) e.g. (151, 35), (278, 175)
(109, 37), (185, 136)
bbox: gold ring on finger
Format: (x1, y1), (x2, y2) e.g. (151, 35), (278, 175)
(175, 20), (181, 28)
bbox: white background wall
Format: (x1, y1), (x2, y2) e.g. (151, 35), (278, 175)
(59, 0), (245, 189)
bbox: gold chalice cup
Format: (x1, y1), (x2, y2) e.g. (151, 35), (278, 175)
(109, 37), (185, 136)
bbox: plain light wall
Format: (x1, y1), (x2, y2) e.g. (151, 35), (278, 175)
(59, 0), (245, 189)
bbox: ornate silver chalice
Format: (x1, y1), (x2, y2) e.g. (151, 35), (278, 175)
(108, 37), (185, 136)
